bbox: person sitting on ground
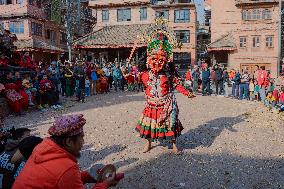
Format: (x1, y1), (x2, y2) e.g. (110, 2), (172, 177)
(12, 114), (123, 189)
(22, 74), (36, 106)
(2, 73), (25, 115)
(1, 136), (42, 189)
(265, 91), (276, 109)
(39, 74), (60, 109)
(14, 72), (29, 109)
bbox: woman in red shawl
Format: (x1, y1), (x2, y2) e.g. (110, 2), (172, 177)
(0, 54), (9, 67)
(2, 73), (24, 114)
(20, 52), (34, 69)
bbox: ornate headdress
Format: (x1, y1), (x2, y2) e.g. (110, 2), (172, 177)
(140, 18), (182, 62)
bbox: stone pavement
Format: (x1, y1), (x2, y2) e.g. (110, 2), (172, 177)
(4, 92), (284, 189)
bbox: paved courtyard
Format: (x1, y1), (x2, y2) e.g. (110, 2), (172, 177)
(4, 92), (284, 189)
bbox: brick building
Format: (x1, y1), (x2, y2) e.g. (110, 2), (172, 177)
(0, 0), (68, 63)
(208, 0), (281, 77)
(75, 0), (197, 69)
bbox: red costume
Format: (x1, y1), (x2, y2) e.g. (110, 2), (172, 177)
(0, 56), (8, 67)
(135, 30), (194, 141)
(4, 83), (24, 114)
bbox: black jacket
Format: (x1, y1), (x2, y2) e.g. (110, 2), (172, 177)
(215, 68), (223, 81)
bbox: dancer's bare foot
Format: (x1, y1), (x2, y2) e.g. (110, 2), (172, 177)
(172, 141), (183, 155)
(143, 139), (152, 153)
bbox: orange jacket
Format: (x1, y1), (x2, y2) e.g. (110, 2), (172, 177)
(12, 138), (108, 189)
(185, 70), (192, 81)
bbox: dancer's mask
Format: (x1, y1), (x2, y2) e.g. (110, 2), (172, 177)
(147, 33), (172, 74)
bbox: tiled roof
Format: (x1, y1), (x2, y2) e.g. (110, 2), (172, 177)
(74, 24), (153, 49)
(235, 0), (278, 5)
(207, 33), (236, 52)
(14, 38), (65, 52)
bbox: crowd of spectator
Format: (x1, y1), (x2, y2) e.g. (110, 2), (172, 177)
(0, 58), (145, 115)
(184, 63), (284, 113)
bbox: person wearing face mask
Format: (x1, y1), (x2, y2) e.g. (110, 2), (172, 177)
(135, 32), (196, 154)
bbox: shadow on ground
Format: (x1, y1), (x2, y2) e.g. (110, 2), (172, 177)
(179, 115), (244, 150)
(118, 152), (284, 189)
(79, 144), (139, 170)
(4, 91), (145, 131)
(158, 115), (244, 150)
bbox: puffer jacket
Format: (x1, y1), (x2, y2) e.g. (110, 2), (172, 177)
(12, 138), (108, 189)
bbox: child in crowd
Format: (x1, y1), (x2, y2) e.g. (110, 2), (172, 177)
(265, 91), (276, 109)
(39, 75), (60, 109)
(137, 72), (144, 92)
(269, 79), (275, 92)
(249, 79), (254, 101)
(85, 77), (91, 97)
(22, 74), (36, 106)
(254, 80), (260, 101)
(96, 77), (102, 94)
(127, 74), (135, 91)
(273, 89), (279, 104)
(101, 75), (108, 94)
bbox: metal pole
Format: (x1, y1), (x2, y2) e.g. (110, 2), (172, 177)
(278, 0), (282, 77)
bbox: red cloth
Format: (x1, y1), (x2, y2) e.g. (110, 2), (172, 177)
(137, 71), (189, 140)
(0, 57), (8, 67)
(40, 79), (53, 92)
(257, 70), (268, 88)
(4, 83), (18, 90)
(18, 90), (28, 108)
(19, 55), (34, 69)
(141, 72), (189, 97)
(127, 75), (135, 84)
(12, 138), (108, 189)
(273, 89), (279, 103)
(6, 99), (22, 113)
(185, 70), (192, 81)
(13, 79), (28, 108)
(4, 83), (24, 113)
(279, 92), (284, 103)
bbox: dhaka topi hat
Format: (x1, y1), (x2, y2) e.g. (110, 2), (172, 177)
(48, 114), (86, 137)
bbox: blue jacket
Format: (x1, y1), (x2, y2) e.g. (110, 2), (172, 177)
(91, 71), (98, 81)
(202, 69), (210, 81)
(112, 67), (123, 80)
(234, 73), (241, 85)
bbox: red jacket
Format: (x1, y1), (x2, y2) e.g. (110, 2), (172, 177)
(279, 92), (284, 103)
(39, 79), (53, 92)
(257, 70), (268, 88)
(185, 70), (192, 81)
(12, 138), (108, 189)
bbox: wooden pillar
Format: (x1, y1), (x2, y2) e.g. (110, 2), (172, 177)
(118, 50), (120, 65)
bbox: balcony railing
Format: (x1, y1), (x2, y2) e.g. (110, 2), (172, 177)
(150, 0), (192, 5)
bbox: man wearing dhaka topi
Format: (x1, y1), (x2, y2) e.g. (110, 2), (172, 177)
(135, 28), (196, 154)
